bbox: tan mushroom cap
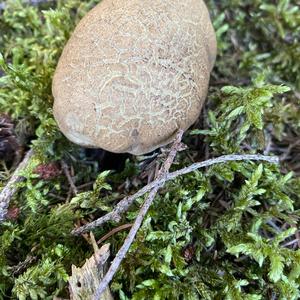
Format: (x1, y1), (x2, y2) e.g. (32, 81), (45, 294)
(52, 0), (217, 155)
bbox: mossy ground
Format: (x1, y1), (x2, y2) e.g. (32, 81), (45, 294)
(0, 0), (300, 299)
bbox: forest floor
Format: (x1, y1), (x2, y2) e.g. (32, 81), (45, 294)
(0, 0), (300, 299)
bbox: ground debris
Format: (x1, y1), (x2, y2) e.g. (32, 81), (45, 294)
(69, 242), (113, 300)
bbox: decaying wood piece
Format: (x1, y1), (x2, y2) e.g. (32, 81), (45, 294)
(69, 241), (113, 300)
(0, 149), (34, 223)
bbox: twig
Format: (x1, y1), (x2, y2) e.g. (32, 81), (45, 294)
(292, 224), (300, 249)
(97, 223), (133, 245)
(72, 153), (279, 235)
(48, 192), (66, 201)
(11, 255), (37, 276)
(266, 220), (282, 233)
(280, 140), (300, 161)
(282, 238), (300, 248)
(93, 130), (184, 300)
(77, 181), (94, 190)
(0, 149), (34, 223)
(61, 160), (78, 196)
(0, 0), (55, 10)
(295, 231), (300, 249)
(264, 128), (273, 155)
(166, 154), (278, 178)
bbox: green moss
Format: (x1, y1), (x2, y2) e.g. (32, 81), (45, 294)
(0, 0), (299, 299)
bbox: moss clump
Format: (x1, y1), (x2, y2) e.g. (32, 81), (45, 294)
(0, 0), (299, 299)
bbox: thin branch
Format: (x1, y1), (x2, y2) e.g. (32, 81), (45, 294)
(11, 255), (37, 276)
(61, 160), (78, 196)
(0, 149), (34, 223)
(282, 238), (300, 248)
(93, 130), (184, 300)
(0, 0), (55, 10)
(166, 154), (278, 178)
(72, 154), (279, 235)
(97, 223), (133, 245)
(266, 220), (282, 233)
(292, 224), (300, 249)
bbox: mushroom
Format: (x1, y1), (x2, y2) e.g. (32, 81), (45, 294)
(52, 0), (217, 155)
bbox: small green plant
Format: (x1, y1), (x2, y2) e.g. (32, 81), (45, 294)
(12, 254), (69, 300)
(0, 0), (299, 299)
(191, 75), (291, 153)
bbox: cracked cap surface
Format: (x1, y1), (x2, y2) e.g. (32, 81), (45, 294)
(52, 0), (217, 155)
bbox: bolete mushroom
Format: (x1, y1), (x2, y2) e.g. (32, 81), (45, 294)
(52, 0), (217, 155)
